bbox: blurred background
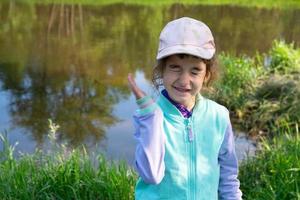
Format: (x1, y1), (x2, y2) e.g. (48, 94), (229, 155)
(0, 1), (299, 164)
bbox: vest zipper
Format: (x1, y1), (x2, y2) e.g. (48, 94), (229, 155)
(186, 120), (193, 142)
(186, 118), (196, 199)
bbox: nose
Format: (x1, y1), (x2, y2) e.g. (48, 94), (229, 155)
(177, 72), (190, 87)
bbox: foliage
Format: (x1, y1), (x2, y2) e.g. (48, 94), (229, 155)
(0, 121), (137, 200)
(212, 54), (262, 112)
(245, 73), (300, 136)
(239, 125), (300, 200)
(245, 41), (300, 136)
(211, 40), (300, 137)
(268, 40), (300, 73)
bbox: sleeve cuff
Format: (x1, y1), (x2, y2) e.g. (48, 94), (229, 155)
(136, 96), (157, 116)
(137, 103), (157, 116)
(136, 96), (152, 107)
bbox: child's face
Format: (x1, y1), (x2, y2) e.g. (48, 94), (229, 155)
(163, 55), (208, 109)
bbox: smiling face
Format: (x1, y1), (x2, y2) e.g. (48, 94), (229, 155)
(162, 54), (208, 110)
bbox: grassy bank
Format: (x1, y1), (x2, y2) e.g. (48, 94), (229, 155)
(0, 122), (137, 200)
(4, 0), (300, 9)
(212, 40), (300, 138)
(239, 126), (300, 199)
(1, 125), (299, 199)
(215, 40), (300, 198)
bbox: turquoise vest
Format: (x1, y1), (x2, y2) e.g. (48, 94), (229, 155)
(135, 94), (229, 200)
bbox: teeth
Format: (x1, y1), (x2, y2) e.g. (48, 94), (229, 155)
(174, 87), (190, 92)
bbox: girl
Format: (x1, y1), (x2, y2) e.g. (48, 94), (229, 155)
(128, 17), (242, 200)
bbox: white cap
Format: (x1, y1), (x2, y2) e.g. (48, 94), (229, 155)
(156, 17), (216, 60)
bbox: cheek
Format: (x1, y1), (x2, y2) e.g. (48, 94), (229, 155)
(193, 77), (205, 89)
(162, 74), (168, 86)
(162, 72), (174, 84)
(162, 76), (172, 89)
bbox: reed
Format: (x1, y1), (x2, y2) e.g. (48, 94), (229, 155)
(0, 121), (137, 200)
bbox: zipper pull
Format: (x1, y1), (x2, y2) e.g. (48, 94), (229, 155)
(187, 123), (193, 142)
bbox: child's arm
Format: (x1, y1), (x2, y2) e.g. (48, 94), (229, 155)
(218, 122), (243, 200)
(128, 74), (166, 184)
(133, 97), (165, 184)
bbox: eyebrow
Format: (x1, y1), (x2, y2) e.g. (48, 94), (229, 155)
(168, 64), (181, 67)
(192, 67), (201, 71)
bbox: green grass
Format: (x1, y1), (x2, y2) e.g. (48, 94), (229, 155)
(210, 40), (300, 137)
(0, 121), (137, 200)
(239, 125), (300, 200)
(5, 0), (300, 9)
(1, 124), (299, 199)
(213, 53), (263, 113)
(268, 40), (300, 73)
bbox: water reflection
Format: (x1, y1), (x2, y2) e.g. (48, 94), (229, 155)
(0, 2), (299, 161)
(0, 57), (123, 147)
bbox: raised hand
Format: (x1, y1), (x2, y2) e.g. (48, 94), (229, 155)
(128, 73), (146, 100)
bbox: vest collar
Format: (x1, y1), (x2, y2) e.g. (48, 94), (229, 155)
(157, 91), (204, 119)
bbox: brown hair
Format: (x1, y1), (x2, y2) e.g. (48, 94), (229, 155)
(152, 54), (219, 91)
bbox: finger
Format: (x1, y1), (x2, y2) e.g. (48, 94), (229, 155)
(127, 73), (137, 89)
(128, 73), (143, 94)
(127, 73), (145, 99)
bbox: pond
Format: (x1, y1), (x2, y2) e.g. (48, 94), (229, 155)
(0, 2), (298, 164)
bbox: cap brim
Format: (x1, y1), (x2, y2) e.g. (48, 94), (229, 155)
(156, 45), (215, 60)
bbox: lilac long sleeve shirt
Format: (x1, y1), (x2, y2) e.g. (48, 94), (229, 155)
(133, 92), (242, 199)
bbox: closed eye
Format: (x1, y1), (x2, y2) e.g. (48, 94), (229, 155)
(191, 67), (202, 75)
(168, 65), (181, 72)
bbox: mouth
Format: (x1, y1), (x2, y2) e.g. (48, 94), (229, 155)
(173, 86), (191, 93)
